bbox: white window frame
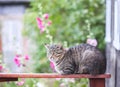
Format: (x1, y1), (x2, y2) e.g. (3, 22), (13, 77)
(105, 0), (112, 43)
(113, 0), (120, 50)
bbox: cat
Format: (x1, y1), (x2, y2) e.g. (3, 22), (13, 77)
(45, 43), (106, 75)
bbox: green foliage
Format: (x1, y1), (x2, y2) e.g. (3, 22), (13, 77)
(23, 0), (105, 87)
(24, 0), (105, 73)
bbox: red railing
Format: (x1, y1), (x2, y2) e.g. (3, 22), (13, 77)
(0, 73), (111, 87)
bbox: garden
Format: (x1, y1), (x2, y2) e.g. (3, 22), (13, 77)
(0, 0), (105, 87)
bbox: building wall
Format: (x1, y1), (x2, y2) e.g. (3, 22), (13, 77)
(116, 50), (120, 87)
(0, 2), (29, 72)
(0, 39), (1, 53)
(106, 0), (120, 87)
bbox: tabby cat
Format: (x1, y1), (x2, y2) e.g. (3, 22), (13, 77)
(45, 43), (106, 75)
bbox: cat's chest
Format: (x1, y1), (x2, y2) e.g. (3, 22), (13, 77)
(55, 66), (64, 74)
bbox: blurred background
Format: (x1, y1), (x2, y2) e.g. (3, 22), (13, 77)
(0, 0), (119, 87)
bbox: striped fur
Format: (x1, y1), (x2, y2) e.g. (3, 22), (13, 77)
(45, 43), (106, 75)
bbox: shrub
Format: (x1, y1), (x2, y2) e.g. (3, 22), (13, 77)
(23, 0), (105, 87)
(24, 0), (105, 73)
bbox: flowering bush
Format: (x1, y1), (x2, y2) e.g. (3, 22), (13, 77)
(0, 64), (4, 72)
(86, 38), (98, 47)
(0, 60), (8, 73)
(36, 14), (52, 33)
(23, 0), (105, 87)
(14, 54), (30, 67)
(50, 61), (55, 72)
(13, 54), (30, 86)
(16, 78), (25, 86)
(36, 13), (53, 44)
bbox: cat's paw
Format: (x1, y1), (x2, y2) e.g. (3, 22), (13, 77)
(80, 67), (89, 74)
(57, 71), (71, 75)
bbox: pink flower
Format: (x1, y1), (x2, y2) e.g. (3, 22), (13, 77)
(16, 55), (19, 57)
(16, 78), (25, 86)
(0, 65), (3, 71)
(47, 21), (52, 26)
(43, 13), (49, 19)
(36, 17), (45, 33)
(50, 62), (55, 71)
(36, 17), (42, 24)
(60, 83), (66, 87)
(86, 38), (98, 47)
(24, 55), (30, 60)
(14, 56), (21, 67)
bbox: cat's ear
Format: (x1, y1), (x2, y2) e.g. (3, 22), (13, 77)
(58, 44), (65, 50)
(44, 43), (50, 49)
(58, 43), (63, 48)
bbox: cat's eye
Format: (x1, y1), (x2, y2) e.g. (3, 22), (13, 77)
(56, 46), (60, 48)
(49, 50), (53, 54)
(59, 47), (62, 49)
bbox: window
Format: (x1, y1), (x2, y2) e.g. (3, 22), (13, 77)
(113, 0), (120, 50)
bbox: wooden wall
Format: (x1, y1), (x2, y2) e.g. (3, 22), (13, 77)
(106, 0), (120, 87)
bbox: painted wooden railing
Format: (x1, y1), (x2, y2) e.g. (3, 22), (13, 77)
(0, 73), (111, 87)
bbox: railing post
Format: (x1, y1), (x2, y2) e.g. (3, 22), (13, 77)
(89, 78), (105, 87)
(0, 78), (18, 82)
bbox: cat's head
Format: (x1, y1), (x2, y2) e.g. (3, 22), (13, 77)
(45, 44), (66, 62)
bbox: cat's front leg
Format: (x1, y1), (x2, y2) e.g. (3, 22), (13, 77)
(55, 66), (74, 75)
(62, 66), (75, 75)
(55, 66), (65, 74)
(77, 66), (89, 74)
(62, 69), (74, 75)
